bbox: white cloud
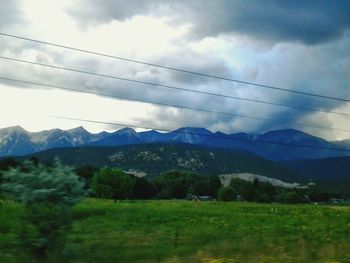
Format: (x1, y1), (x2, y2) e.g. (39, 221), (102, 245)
(0, 84), (155, 132)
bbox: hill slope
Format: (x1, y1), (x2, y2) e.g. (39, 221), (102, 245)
(282, 156), (350, 181)
(282, 157), (350, 193)
(21, 143), (301, 182)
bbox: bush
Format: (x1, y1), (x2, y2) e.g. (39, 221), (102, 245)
(218, 186), (236, 201)
(207, 175), (222, 198)
(283, 191), (304, 204)
(92, 167), (135, 200)
(75, 165), (99, 191)
(230, 178), (256, 201)
(154, 171), (220, 199)
(132, 177), (157, 199)
(0, 160), (85, 258)
(0, 157), (19, 198)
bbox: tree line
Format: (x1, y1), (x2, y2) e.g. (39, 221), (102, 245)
(72, 162), (340, 203)
(0, 157), (343, 204)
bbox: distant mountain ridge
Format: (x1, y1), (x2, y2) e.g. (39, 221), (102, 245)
(0, 126), (349, 161)
(0, 126), (107, 157)
(17, 143), (301, 183)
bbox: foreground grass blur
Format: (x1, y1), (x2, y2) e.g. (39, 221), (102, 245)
(1, 198), (350, 262)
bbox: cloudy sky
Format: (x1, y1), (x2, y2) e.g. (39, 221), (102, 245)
(0, 0), (350, 140)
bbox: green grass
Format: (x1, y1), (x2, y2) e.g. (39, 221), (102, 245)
(1, 199), (350, 262)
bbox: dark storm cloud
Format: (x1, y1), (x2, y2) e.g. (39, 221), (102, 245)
(66, 0), (158, 27)
(150, 49), (232, 85)
(186, 0), (350, 45)
(67, 0), (350, 45)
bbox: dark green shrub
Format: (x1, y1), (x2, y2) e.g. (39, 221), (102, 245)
(218, 186), (236, 201)
(92, 167), (135, 200)
(154, 171), (220, 199)
(132, 177), (157, 199)
(283, 191), (304, 204)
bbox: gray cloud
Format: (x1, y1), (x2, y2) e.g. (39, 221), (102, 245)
(1, 0), (350, 140)
(187, 0), (350, 45)
(2, 32), (349, 140)
(126, 31), (350, 139)
(0, 0), (25, 30)
(151, 49), (232, 85)
(66, 0), (158, 29)
(67, 0), (350, 45)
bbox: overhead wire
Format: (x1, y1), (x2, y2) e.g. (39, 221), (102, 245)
(1, 32), (350, 148)
(2, 76), (350, 133)
(1, 55), (350, 118)
(1, 31), (349, 102)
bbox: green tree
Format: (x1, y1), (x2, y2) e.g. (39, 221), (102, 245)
(0, 157), (18, 171)
(0, 157), (19, 197)
(1, 160), (85, 258)
(132, 177), (157, 199)
(155, 171), (212, 199)
(155, 171), (191, 199)
(75, 165), (99, 191)
(92, 167), (135, 200)
(207, 175), (222, 198)
(230, 178), (256, 201)
(218, 186), (236, 201)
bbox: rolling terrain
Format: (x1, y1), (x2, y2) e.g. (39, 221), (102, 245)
(20, 143), (302, 183)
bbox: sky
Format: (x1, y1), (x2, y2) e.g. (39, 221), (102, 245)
(0, 0), (350, 140)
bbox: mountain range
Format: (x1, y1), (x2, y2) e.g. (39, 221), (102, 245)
(0, 125), (349, 161)
(3, 126), (349, 193)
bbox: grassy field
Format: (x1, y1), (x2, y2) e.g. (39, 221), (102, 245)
(1, 199), (350, 263)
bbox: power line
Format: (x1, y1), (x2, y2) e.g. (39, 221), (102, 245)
(1, 31), (349, 102)
(48, 115), (350, 153)
(2, 76), (350, 133)
(1, 55), (350, 118)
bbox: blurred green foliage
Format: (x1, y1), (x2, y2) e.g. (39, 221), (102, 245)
(1, 199), (350, 262)
(0, 160), (85, 258)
